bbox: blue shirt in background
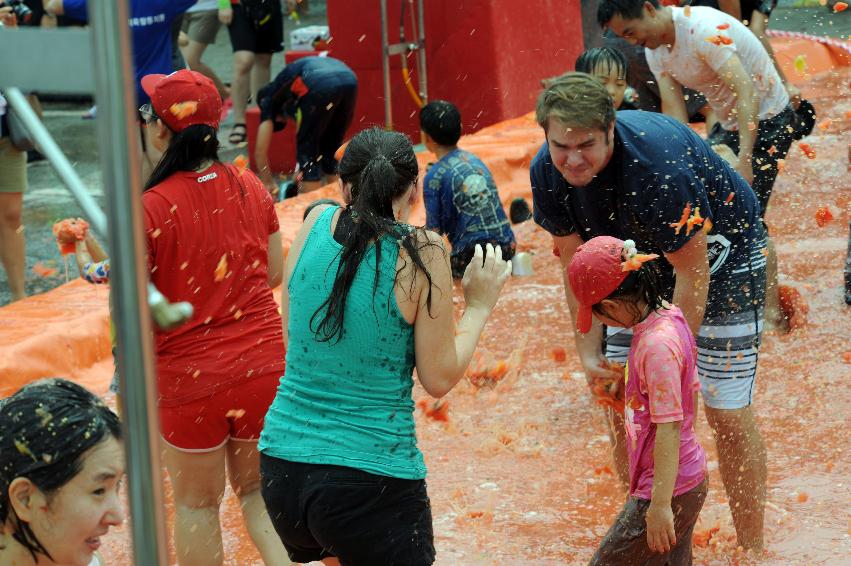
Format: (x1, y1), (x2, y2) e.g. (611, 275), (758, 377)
(424, 148), (514, 256)
(531, 110), (763, 295)
(63, 0), (195, 106)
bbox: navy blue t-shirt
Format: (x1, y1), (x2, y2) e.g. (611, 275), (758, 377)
(63, 0), (195, 106)
(531, 111), (762, 293)
(424, 148), (515, 255)
(258, 56), (357, 131)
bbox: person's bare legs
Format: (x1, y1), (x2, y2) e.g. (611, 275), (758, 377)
(226, 440), (292, 565)
(231, 50), (255, 128)
(762, 237), (784, 331)
(182, 40), (230, 100)
(250, 53), (273, 108)
(0, 192), (25, 302)
(604, 407), (630, 486)
(162, 442), (227, 566)
(704, 405), (766, 552)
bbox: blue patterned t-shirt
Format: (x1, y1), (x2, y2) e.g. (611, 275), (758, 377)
(423, 149), (514, 255)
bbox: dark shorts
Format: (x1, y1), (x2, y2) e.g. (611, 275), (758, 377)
(260, 456), (436, 565)
(227, 1), (284, 54)
(296, 82), (358, 181)
(450, 239), (516, 279)
(590, 479), (708, 566)
(707, 105), (795, 216)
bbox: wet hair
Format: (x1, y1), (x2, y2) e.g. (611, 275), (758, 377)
(575, 47), (628, 81)
(0, 378), (122, 561)
(597, 0), (659, 28)
(144, 123), (247, 198)
(592, 261), (667, 322)
(303, 198), (341, 221)
(535, 72), (616, 133)
(419, 100), (462, 147)
(310, 127), (437, 343)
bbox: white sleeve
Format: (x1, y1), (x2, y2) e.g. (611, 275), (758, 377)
(691, 16), (737, 74)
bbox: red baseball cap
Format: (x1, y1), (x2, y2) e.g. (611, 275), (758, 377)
(141, 69), (222, 132)
(567, 236), (631, 334)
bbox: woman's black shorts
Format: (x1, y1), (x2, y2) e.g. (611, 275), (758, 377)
(260, 455), (436, 566)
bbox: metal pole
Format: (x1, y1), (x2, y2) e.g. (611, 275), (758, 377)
(88, 0), (169, 563)
(380, 0), (393, 129)
(416, 0), (428, 105)
(3, 88), (106, 236)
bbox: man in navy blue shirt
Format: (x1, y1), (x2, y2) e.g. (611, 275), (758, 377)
(255, 56), (357, 196)
(532, 73), (768, 550)
(420, 100), (515, 278)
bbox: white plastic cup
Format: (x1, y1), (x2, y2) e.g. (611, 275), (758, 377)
(512, 252), (533, 276)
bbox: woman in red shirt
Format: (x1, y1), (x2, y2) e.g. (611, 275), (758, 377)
(140, 69), (289, 565)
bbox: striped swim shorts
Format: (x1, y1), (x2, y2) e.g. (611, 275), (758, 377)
(605, 235), (767, 410)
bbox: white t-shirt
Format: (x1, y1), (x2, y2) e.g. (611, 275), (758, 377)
(645, 6), (788, 130)
(187, 0), (218, 13)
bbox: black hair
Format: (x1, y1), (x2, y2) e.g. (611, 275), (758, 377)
(303, 198), (341, 221)
(0, 378), (122, 561)
(575, 47), (628, 81)
(144, 123), (247, 198)
(509, 198), (532, 225)
(310, 127), (437, 343)
(419, 100), (462, 147)
(597, 0), (659, 28)
(592, 261), (667, 322)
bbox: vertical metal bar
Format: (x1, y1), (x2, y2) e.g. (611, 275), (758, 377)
(88, 1), (168, 564)
(416, 0), (428, 105)
(380, 0), (393, 129)
(3, 88), (107, 235)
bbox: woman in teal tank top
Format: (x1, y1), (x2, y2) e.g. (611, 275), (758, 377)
(259, 128), (512, 566)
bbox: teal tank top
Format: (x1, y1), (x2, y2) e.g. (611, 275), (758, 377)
(259, 207), (425, 479)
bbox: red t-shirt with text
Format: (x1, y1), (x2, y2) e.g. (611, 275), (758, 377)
(143, 163), (284, 406)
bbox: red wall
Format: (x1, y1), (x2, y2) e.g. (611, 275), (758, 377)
(327, 0), (583, 140)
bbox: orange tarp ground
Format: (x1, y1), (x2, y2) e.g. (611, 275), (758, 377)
(0, 37), (848, 565)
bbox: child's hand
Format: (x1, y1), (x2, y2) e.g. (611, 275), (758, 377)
(645, 501), (676, 553)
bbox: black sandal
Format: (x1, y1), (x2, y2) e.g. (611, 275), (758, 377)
(228, 123), (247, 146)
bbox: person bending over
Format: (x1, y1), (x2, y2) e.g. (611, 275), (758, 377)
(255, 56), (358, 196)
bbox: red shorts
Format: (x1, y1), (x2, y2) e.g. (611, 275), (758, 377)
(159, 373), (281, 452)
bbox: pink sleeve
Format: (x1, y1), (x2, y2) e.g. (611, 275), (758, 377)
(636, 329), (687, 424)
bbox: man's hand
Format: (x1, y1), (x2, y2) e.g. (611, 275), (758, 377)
(646, 501), (676, 553)
(785, 83), (802, 110)
(581, 354), (622, 389)
(218, 7), (233, 25)
(0, 6), (17, 26)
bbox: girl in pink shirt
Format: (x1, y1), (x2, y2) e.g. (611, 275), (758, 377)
(568, 236), (707, 565)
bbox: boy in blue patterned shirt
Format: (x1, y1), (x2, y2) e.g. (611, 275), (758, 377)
(420, 100), (515, 278)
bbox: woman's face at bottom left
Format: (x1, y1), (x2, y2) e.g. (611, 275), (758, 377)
(17, 436), (125, 566)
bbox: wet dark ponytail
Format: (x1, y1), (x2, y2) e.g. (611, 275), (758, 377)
(592, 261), (667, 322)
(144, 123), (220, 191)
(310, 127), (437, 343)
(0, 378), (122, 561)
